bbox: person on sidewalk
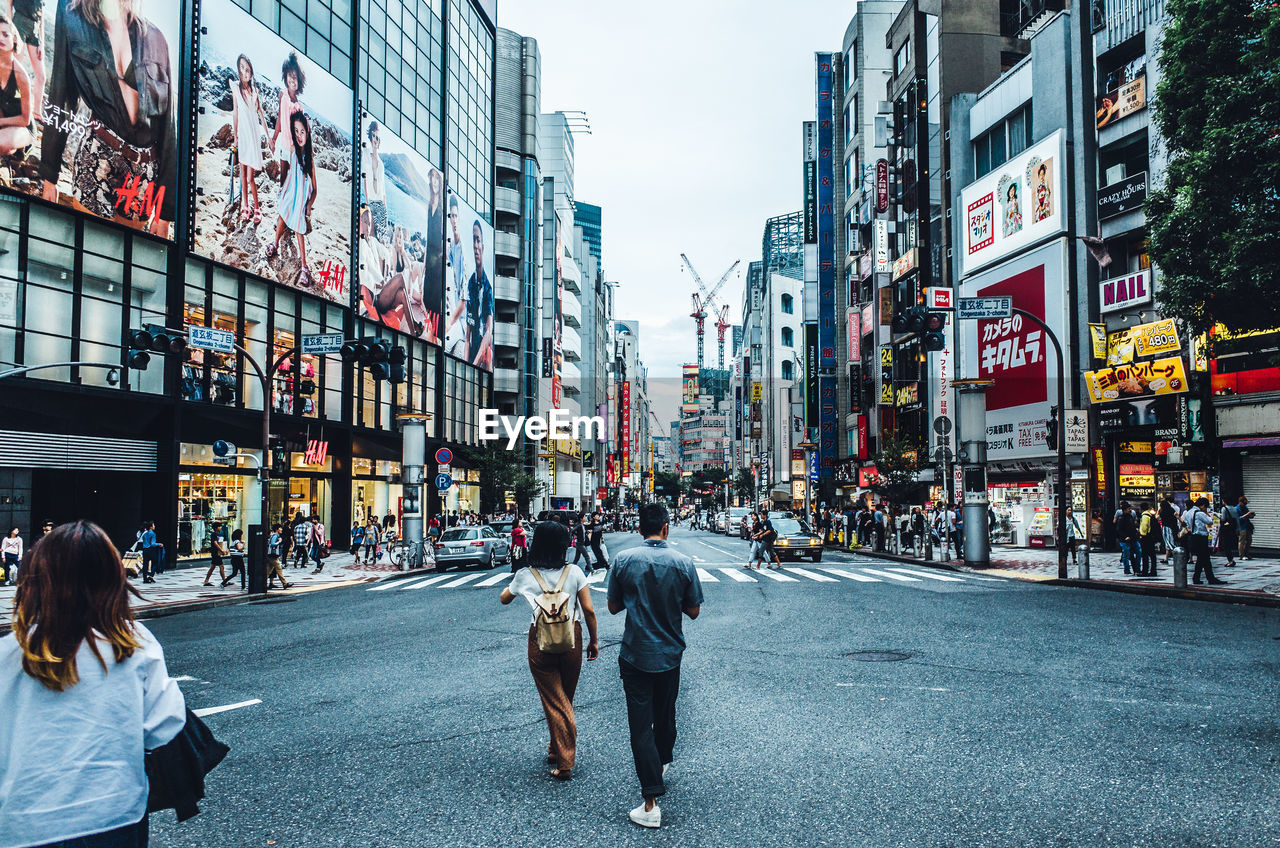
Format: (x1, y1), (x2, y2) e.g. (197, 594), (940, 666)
(310, 517), (328, 573)
(139, 521), (161, 584)
(1159, 495), (1181, 565)
(348, 521), (363, 557)
(1, 521), (187, 847)
(1137, 502), (1160, 577)
(1065, 508), (1083, 565)
(499, 521), (599, 781)
(292, 516), (313, 569)
(204, 521), (229, 586)
(222, 529), (248, 590)
(1115, 502), (1138, 575)
(607, 502), (703, 830)
(1183, 497), (1228, 586)
(873, 504), (887, 552)
(1236, 496), (1255, 560)
(570, 516), (593, 572)
(3, 526), (23, 585)
(1216, 497), (1239, 568)
(266, 524), (290, 590)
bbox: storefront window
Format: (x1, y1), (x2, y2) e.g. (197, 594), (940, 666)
(80, 224), (126, 389)
(177, 443), (259, 559)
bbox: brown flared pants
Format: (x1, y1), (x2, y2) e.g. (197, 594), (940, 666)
(527, 622), (583, 771)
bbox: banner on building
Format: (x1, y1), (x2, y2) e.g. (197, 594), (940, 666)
(1106, 319), (1181, 366)
(357, 112), (445, 345)
(1099, 268), (1153, 315)
(960, 130), (1066, 277)
(551, 215), (564, 401)
(1096, 64), (1146, 129)
(444, 190), (496, 371)
(1089, 323), (1108, 361)
(620, 381), (631, 474)
(1085, 357), (1189, 404)
(816, 52), (837, 479)
(195, 0), (353, 299)
(847, 308), (861, 362)
(6, 0), (182, 239)
(682, 364), (700, 415)
(874, 220), (890, 273)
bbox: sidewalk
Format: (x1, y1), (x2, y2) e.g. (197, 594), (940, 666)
(0, 551), (423, 631)
(833, 539), (1280, 603)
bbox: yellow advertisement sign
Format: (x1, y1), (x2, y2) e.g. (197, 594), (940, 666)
(880, 347), (893, 368)
(880, 381), (894, 405)
(1089, 323), (1107, 361)
(1118, 473), (1156, 489)
(1085, 356), (1189, 404)
(1108, 319), (1182, 365)
(750, 382), (761, 402)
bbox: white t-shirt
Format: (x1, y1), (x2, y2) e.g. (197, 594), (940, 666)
(0, 622), (186, 848)
(508, 564), (589, 625)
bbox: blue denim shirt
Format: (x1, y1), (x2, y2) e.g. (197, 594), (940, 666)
(607, 539), (703, 673)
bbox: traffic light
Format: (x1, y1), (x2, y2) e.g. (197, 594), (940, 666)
(270, 438), (288, 475)
(387, 344), (407, 384)
(126, 329), (152, 370)
(922, 311), (946, 352)
(341, 338), (406, 384)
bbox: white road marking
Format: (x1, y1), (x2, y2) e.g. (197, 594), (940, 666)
(400, 574), (456, 590)
(756, 568), (799, 582)
(695, 567), (719, 582)
(819, 568), (882, 583)
(173, 675), (201, 682)
(440, 573), (486, 588)
(193, 698), (262, 717)
(691, 555), (707, 563)
(690, 537), (743, 558)
(888, 567), (966, 582)
(368, 575), (436, 591)
(475, 572), (512, 587)
(587, 571), (608, 584)
(719, 568), (757, 582)
(860, 568), (921, 582)
(783, 567), (839, 582)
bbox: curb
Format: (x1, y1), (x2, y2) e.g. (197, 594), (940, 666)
(1050, 577), (1280, 608)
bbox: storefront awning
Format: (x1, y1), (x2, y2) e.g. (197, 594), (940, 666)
(1221, 437), (1280, 448)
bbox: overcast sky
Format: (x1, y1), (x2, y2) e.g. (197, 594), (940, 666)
(499, 0), (859, 426)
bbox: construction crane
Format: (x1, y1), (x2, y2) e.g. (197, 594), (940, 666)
(680, 254), (740, 372)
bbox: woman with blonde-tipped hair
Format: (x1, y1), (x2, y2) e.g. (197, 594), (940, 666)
(0, 520), (186, 847)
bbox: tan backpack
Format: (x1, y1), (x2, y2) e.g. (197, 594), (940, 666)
(529, 566), (576, 653)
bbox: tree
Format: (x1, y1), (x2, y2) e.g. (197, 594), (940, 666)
(1146, 0), (1280, 337)
(653, 470), (683, 502)
(464, 445), (543, 515)
(733, 468), (754, 503)
(866, 432), (922, 506)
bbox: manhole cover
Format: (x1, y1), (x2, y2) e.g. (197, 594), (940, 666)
(843, 650), (911, 662)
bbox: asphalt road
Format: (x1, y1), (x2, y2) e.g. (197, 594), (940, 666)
(147, 526), (1279, 847)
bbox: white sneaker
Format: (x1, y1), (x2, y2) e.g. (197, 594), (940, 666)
(629, 803), (661, 828)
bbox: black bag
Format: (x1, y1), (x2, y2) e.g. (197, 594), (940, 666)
(146, 708), (230, 822)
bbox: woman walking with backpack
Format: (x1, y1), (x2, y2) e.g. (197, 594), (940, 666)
(0, 521), (186, 846)
(499, 521), (599, 781)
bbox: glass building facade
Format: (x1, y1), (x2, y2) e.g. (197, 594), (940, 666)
(0, 0), (497, 553)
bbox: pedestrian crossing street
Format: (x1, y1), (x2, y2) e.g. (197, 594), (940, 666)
(367, 563), (1004, 593)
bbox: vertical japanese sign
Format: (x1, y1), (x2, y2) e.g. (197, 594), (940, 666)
(816, 52), (837, 479)
(681, 364), (700, 415)
(929, 312), (954, 459)
(734, 384), (743, 440)
(620, 381), (632, 475)
(804, 323), (818, 430)
(551, 215), (564, 405)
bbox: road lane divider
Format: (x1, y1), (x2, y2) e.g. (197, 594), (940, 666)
(192, 699), (262, 717)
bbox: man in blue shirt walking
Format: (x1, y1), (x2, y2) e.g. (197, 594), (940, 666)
(607, 503), (703, 830)
(139, 521), (160, 584)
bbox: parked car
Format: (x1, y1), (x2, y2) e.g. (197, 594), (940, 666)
(769, 517), (825, 562)
(434, 526), (511, 570)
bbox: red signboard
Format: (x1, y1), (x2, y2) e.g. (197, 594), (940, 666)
(1093, 447), (1108, 499)
(875, 160), (889, 213)
(857, 415), (868, 460)
(858, 464), (879, 488)
(977, 265), (1048, 412)
(597, 487), (607, 501)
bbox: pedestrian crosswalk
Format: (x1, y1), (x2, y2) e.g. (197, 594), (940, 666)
(368, 564), (1003, 593)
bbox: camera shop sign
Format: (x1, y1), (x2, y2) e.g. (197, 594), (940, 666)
(1098, 172), (1147, 220)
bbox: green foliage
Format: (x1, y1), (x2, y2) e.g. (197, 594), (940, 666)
(733, 468), (755, 502)
(653, 470), (683, 500)
(866, 432), (921, 506)
(1146, 0), (1280, 337)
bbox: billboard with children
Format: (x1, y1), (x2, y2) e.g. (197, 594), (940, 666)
(357, 111), (446, 344)
(0, 0), (181, 239)
(192, 0), (354, 304)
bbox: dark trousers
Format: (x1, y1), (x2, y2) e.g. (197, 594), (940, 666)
(35, 815), (148, 847)
(1139, 539), (1158, 575)
(1189, 535), (1217, 582)
(620, 658), (681, 799)
(142, 547), (158, 580)
(224, 556), (246, 588)
(591, 537), (608, 569)
(572, 541), (592, 569)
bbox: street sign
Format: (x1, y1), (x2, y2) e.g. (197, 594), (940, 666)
(434, 447), (453, 465)
(188, 325), (235, 354)
(434, 473), (453, 491)
(957, 296), (1013, 320)
(932, 416), (953, 436)
(301, 332), (345, 355)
